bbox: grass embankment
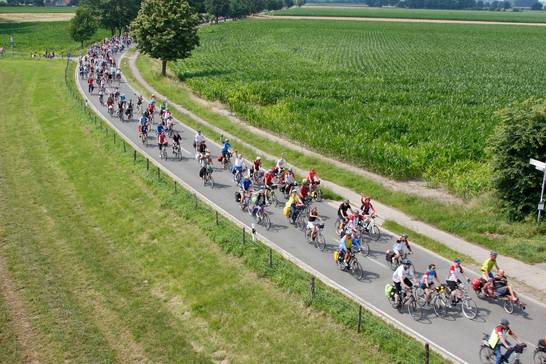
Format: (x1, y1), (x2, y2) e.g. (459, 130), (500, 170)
(129, 43), (546, 265)
(272, 6), (546, 23)
(0, 59), (444, 363)
(0, 21), (108, 54)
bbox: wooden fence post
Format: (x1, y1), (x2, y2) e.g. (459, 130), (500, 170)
(425, 343), (430, 364)
(310, 276), (315, 298)
(357, 306), (362, 333)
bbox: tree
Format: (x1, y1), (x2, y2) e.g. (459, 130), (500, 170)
(491, 98), (546, 220)
(205, 0), (229, 22)
(82, 0), (141, 35)
(70, 6), (98, 48)
(531, 1), (543, 9)
(131, 0), (199, 77)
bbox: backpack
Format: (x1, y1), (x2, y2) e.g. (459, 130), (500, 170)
(384, 283), (394, 298)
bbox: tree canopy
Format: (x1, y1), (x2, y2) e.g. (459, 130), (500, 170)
(82, 0), (141, 35)
(69, 5), (98, 47)
(131, 0), (200, 76)
(491, 98), (546, 220)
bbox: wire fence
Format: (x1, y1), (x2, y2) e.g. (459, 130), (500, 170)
(63, 56), (435, 364)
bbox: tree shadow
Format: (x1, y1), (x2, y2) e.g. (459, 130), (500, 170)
(177, 69), (231, 80)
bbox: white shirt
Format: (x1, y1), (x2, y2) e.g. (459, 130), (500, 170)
(194, 133), (205, 144)
(285, 173), (295, 184)
(392, 265), (413, 283)
(234, 157), (244, 168)
(276, 158), (286, 170)
(392, 241), (404, 253)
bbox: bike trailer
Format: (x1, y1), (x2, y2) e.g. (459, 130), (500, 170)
(333, 251), (339, 262)
(234, 191), (241, 203)
(283, 206), (290, 217)
(471, 278), (483, 291)
(384, 283), (394, 298)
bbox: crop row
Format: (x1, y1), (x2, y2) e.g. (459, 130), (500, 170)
(173, 19), (546, 196)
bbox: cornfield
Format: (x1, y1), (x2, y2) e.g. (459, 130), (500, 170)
(173, 19), (546, 196)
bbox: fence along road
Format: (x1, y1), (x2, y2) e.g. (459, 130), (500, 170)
(74, 54), (545, 364)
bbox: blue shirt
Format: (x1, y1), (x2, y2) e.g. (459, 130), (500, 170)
(139, 116), (148, 125)
(240, 179), (252, 191)
(222, 142), (231, 153)
(120, 95), (126, 102)
(156, 124), (164, 134)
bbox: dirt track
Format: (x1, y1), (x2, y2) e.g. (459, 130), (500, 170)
(261, 14), (546, 26)
(0, 13), (74, 22)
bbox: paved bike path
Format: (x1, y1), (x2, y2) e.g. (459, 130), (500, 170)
(76, 58), (545, 364)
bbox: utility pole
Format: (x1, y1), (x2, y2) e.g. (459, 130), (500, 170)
(9, 34), (14, 58)
(529, 158), (546, 224)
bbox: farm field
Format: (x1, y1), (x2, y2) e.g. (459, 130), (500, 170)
(0, 21), (108, 53)
(272, 6), (546, 23)
(0, 58), (442, 363)
(173, 19), (546, 197)
(0, 6), (76, 13)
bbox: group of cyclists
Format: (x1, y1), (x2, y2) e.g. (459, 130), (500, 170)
(79, 37), (543, 364)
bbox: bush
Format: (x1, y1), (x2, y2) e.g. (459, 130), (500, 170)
(491, 98), (546, 220)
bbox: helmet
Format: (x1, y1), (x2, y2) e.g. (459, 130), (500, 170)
(454, 258), (461, 264)
(401, 233), (409, 239)
(310, 168), (315, 173)
(500, 318), (510, 326)
(402, 259), (412, 266)
(197, 130), (202, 134)
(302, 178), (308, 184)
(256, 156), (261, 160)
(490, 251), (498, 258)
(224, 139), (229, 143)
(288, 168), (293, 172)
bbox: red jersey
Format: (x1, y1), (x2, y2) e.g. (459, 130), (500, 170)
(264, 171), (274, 185)
(307, 170), (318, 183)
(300, 184), (309, 198)
(253, 159), (261, 171)
(158, 133), (166, 144)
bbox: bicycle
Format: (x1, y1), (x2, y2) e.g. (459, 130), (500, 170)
(309, 183), (322, 202)
(159, 143), (168, 160)
(386, 285), (422, 321)
(265, 185), (280, 207)
(334, 248), (364, 281)
(351, 234), (370, 257)
(386, 251), (409, 271)
(140, 131), (148, 146)
(253, 206), (271, 231)
(446, 283), (478, 320)
(304, 223), (326, 250)
(222, 152), (232, 170)
(203, 171), (214, 188)
(479, 334), (527, 364)
(533, 344), (546, 364)
(361, 214), (381, 241)
(172, 143), (182, 160)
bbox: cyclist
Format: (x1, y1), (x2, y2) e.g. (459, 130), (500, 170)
(390, 234), (412, 265)
(337, 231), (353, 269)
(276, 154), (287, 172)
(98, 88), (105, 105)
(493, 270), (520, 303)
(419, 264), (441, 304)
(263, 168), (275, 189)
(125, 99), (133, 119)
(444, 258), (469, 304)
(299, 179), (310, 202)
(282, 168), (296, 195)
(193, 130), (205, 151)
(307, 168), (321, 196)
(156, 121), (165, 136)
(252, 156), (262, 175)
(287, 189), (304, 225)
(159, 99), (168, 117)
(172, 131), (181, 147)
(306, 206), (321, 241)
(481, 251), (499, 295)
(119, 93), (126, 105)
(232, 153), (245, 177)
(239, 175), (253, 208)
(157, 131), (167, 157)
(392, 259), (416, 308)
(149, 94), (157, 105)
(199, 158), (213, 183)
(336, 200), (352, 235)
(221, 139), (231, 162)
(250, 189), (267, 219)
(136, 95), (143, 112)
(488, 318), (521, 364)
(360, 193), (376, 217)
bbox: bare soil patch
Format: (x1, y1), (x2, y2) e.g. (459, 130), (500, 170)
(0, 13), (74, 22)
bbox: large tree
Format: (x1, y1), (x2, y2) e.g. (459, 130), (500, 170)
(131, 0), (199, 77)
(70, 5), (98, 48)
(205, 0), (229, 22)
(491, 98), (546, 220)
(82, 0), (141, 35)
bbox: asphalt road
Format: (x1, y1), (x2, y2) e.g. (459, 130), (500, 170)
(77, 57), (545, 364)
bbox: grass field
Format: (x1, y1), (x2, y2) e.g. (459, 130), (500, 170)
(0, 21), (108, 53)
(173, 19), (546, 197)
(0, 58), (444, 363)
(0, 6), (75, 13)
(272, 6), (546, 23)
(133, 34), (546, 264)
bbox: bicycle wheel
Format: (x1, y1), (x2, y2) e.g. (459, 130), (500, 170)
(407, 296), (422, 321)
(370, 225), (381, 241)
(262, 214), (271, 231)
(534, 349), (546, 364)
(351, 260), (364, 281)
(360, 241), (370, 257)
(209, 177), (214, 189)
(503, 300), (514, 314)
(433, 295), (448, 318)
(479, 345), (495, 364)
(390, 259), (398, 271)
(315, 188), (322, 202)
(317, 233), (327, 251)
(461, 298), (478, 320)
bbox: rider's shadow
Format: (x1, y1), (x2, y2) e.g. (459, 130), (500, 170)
(269, 223), (289, 232)
(359, 270), (380, 283)
(472, 306), (491, 323)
